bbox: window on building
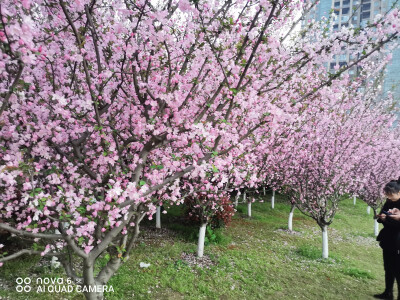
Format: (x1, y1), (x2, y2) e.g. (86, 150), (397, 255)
(330, 62), (337, 69)
(361, 11), (370, 20)
(339, 61), (348, 68)
(342, 7), (350, 15)
(334, 1), (340, 7)
(342, 0), (350, 6)
(362, 3), (371, 11)
(342, 15), (349, 22)
(341, 23), (349, 27)
(333, 24), (339, 30)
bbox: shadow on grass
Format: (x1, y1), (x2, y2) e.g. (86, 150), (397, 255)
(295, 244), (344, 264)
(141, 204), (233, 247)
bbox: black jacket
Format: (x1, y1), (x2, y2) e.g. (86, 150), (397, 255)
(377, 199), (400, 249)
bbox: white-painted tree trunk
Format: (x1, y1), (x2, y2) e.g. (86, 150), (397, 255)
(234, 193), (239, 207)
(247, 201), (252, 218)
(197, 223), (207, 258)
(367, 206), (371, 215)
(322, 225), (329, 259)
(156, 206), (161, 229)
(353, 195), (356, 206)
(243, 191), (246, 203)
(51, 229), (61, 269)
(374, 219), (379, 237)
(288, 205), (295, 231)
(271, 190), (275, 209)
(263, 186), (266, 196)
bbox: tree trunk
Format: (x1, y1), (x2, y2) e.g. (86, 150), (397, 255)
(288, 205), (295, 231)
(156, 206), (161, 229)
(263, 186), (266, 196)
(322, 225), (329, 259)
(197, 223), (207, 258)
(367, 206), (371, 215)
(353, 195), (356, 206)
(234, 193), (239, 207)
(83, 260), (103, 300)
(374, 219), (379, 236)
(243, 191), (246, 203)
(51, 229), (61, 269)
(271, 190), (275, 209)
(247, 201), (252, 218)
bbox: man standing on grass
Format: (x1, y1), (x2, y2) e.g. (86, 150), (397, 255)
(375, 180), (400, 300)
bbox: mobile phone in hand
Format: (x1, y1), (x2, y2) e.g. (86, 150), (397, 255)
(382, 210), (393, 216)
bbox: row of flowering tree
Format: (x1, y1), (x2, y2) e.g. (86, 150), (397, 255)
(2, 0), (400, 299)
(253, 70), (400, 257)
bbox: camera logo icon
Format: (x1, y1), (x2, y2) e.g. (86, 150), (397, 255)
(16, 277), (31, 292)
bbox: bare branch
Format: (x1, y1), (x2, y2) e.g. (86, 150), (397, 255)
(0, 223), (62, 240)
(0, 249), (64, 263)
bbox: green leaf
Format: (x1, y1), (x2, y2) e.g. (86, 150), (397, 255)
(229, 88), (238, 96)
(139, 180), (146, 186)
(212, 165), (219, 173)
(150, 164), (163, 170)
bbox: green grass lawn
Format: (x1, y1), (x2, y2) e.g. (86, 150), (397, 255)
(0, 193), (390, 299)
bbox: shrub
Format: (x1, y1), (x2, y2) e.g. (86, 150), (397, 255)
(184, 194), (235, 229)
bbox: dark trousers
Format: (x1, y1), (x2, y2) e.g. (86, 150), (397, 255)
(383, 247), (400, 296)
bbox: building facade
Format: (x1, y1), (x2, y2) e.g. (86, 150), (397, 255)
(305, 0), (400, 99)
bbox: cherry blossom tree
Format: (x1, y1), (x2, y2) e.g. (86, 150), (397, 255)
(278, 82), (398, 258)
(353, 137), (400, 236)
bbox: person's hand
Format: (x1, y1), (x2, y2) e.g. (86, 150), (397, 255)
(377, 214), (387, 221)
(388, 209), (400, 221)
